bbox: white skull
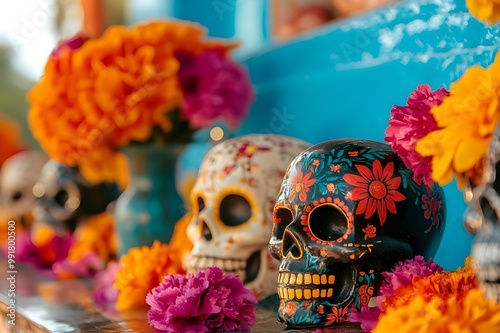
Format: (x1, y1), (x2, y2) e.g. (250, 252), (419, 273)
(0, 151), (48, 222)
(186, 134), (310, 300)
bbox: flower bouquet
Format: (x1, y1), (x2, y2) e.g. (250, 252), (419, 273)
(28, 20), (254, 188)
(379, 1), (500, 329)
(28, 20), (254, 254)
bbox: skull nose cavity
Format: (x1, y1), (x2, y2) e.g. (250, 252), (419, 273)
(282, 230), (303, 260)
(201, 220), (213, 241)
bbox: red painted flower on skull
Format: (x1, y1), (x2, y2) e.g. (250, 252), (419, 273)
(358, 284), (374, 307)
(422, 192), (443, 232)
(362, 224), (377, 240)
(325, 306), (349, 325)
(289, 171), (316, 202)
(343, 160), (406, 226)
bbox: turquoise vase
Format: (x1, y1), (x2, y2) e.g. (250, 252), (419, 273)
(114, 144), (186, 256)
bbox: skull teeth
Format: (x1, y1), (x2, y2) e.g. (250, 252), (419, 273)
(187, 255), (246, 274)
(277, 287), (334, 300)
(476, 265), (500, 283)
(277, 273), (336, 300)
(277, 272), (335, 285)
(479, 282), (500, 302)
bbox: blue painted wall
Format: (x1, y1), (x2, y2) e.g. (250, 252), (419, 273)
(127, 0), (500, 271)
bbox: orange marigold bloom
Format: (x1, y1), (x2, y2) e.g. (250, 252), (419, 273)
(28, 21), (235, 186)
(57, 212), (116, 279)
(466, 0), (500, 24)
(382, 256), (476, 311)
(416, 57), (500, 187)
(114, 240), (186, 311)
(374, 289), (500, 333)
(114, 212), (191, 310)
(0, 115), (25, 167)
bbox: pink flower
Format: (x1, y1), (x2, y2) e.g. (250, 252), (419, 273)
(349, 305), (382, 332)
(349, 255), (442, 332)
(12, 229), (71, 270)
(92, 261), (120, 312)
(379, 255), (442, 297)
(146, 266), (257, 333)
(384, 84), (449, 187)
(53, 252), (105, 278)
(178, 51), (254, 129)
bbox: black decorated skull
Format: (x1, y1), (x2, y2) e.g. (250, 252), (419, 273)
(32, 160), (120, 232)
(186, 134), (310, 300)
(269, 139), (446, 327)
(0, 151), (48, 224)
(464, 136), (500, 302)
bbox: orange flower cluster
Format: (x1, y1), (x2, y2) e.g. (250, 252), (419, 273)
(28, 21), (234, 187)
(416, 54), (500, 188)
(114, 214), (192, 311)
(0, 115), (25, 167)
(374, 289), (500, 333)
(381, 257), (477, 311)
(114, 240), (185, 310)
(371, 257), (498, 333)
(56, 212), (116, 279)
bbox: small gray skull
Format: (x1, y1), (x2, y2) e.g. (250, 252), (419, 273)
(464, 135), (500, 302)
(32, 160), (120, 233)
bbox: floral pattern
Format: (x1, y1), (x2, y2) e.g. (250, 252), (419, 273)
(325, 306), (350, 325)
(422, 188), (445, 233)
(343, 160), (406, 226)
(362, 224), (377, 240)
(353, 270), (376, 311)
(274, 140), (446, 328)
(289, 171), (316, 202)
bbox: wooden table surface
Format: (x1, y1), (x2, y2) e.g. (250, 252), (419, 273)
(0, 264), (363, 333)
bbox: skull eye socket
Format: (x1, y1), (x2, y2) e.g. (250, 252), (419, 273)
(55, 189), (69, 207)
(12, 191), (23, 201)
(273, 207), (293, 240)
(219, 194), (251, 227)
(308, 203), (348, 242)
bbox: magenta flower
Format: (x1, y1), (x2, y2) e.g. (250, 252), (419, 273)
(349, 255), (442, 332)
(53, 252), (105, 278)
(178, 51), (254, 129)
(384, 84), (449, 187)
(379, 255), (442, 297)
(349, 305), (382, 332)
(92, 261), (120, 312)
(146, 266), (258, 333)
(13, 229), (71, 270)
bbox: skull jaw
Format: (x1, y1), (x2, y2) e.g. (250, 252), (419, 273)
(472, 227), (500, 302)
(186, 249), (279, 300)
(278, 298), (352, 328)
(32, 211), (78, 233)
(276, 265), (378, 327)
(278, 265), (357, 328)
